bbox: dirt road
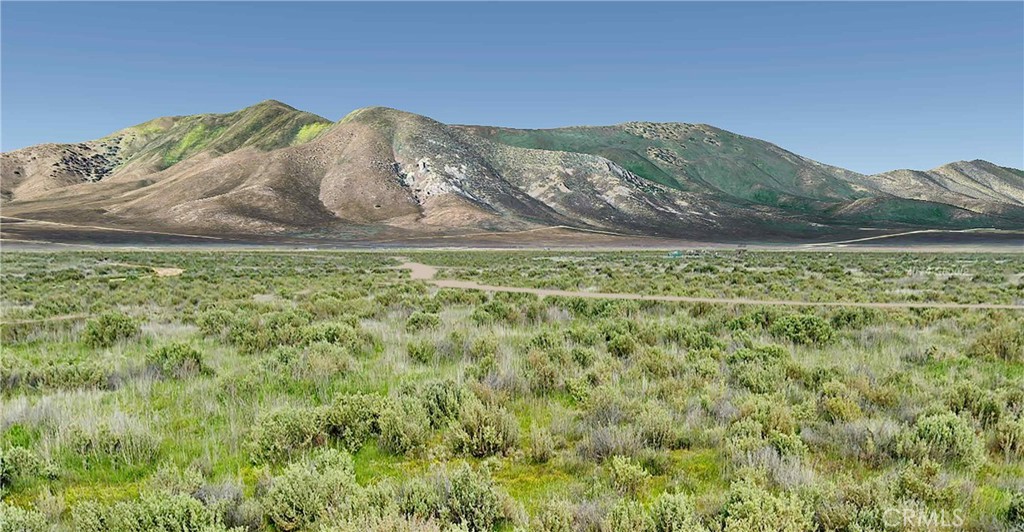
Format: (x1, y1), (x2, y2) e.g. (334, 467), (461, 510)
(397, 261), (1023, 311)
(801, 228), (1019, 247)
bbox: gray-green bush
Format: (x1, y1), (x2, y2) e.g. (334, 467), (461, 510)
(82, 312), (140, 348)
(449, 398), (519, 458)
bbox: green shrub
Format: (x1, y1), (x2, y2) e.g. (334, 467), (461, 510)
(604, 499), (653, 531)
(820, 380), (862, 423)
(262, 448), (360, 531)
(637, 403), (680, 449)
(565, 376), (592, 404)
(570, 346), (596, 367)
(322, 393), (385, 452)
(1, 357), (113, 392)
(194, 308), (234, 338)
(535, 500), (574, 532)
(528, 426), (556, 464)
(688, 349), (721, 380)
(968, 322), (1023, 362)
(650, 492), (706, 532)
(396, 464), (511, 531)
(439, 464), (509, 530)
(148, 464), (203, 496)
(406, 312), (441, 332)
(301, 294), (366, 320)
(769, 314), (835, 346)
(147, 343), (206, 378)
(82, 312), (140, 348)
(530, 329), (562, 350)
(0, 446), (42, 487)
(945, 382), (1003, 428)
(407, 339), (438, 364)
(392, 477), (441, 522)
(726, 397), (806, 463)
(727, 345), (789, 394)
(465, 352), (497, 382)
(468, 335), (499, 360)
(444, 329), (468, 358)
(552, 297), (622, 320)
(608, 455), (649, 495)
(822, 396), (862, 424)
(526, 349), (563, 394)
(896, 412), (984, 468)
(229, 309), (313, 354)
(670, 327), (724, 351)
(0, 501), (47, 532)
(434, 288), (488, 307)
(891, 459), (956, 506)
(418, 380), (467, 428)
(722, 477), (813, 531)
(303, 322), (376, 357)
(449, 398), (519, 457)
(727, 308), (783, 332)
(567, 324), (602, 346)
(73, 492), (233, 532)
(248, 406), (326, 463)
(829, 308), (880, 330)
(814, 475), (892, 531)
(607, 333), (638, 358)
(1008, 491), (1024, 524)
(378, 397), (430, 455)
(471, 300), (520, 325)
(995, 416), (1024, 460)
(263, 342), (355, 382)
(637, 347), (677, 379)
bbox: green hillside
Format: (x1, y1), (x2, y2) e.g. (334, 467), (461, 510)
(109, 100), (332, 170)
(461, 122), (864, 206)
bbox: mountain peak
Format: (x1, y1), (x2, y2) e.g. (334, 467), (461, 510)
(341, 106), (426, 122)
(2, 104), (1022, 239)
(246, 99), (298, 112)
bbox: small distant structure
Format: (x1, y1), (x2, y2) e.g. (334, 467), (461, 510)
(666, 250), (683, 259)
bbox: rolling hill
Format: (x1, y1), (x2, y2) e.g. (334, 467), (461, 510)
(2, 101), (1022, 243)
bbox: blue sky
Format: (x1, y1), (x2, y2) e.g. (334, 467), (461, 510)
(2, 2), (1021, 174)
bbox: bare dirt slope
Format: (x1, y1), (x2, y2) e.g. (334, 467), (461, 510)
(858, 160), (1024, 213)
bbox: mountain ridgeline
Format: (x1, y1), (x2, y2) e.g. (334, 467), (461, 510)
(2, 100), (1022, 241)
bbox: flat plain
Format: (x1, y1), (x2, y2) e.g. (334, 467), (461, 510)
(1, 249), (1023, 531)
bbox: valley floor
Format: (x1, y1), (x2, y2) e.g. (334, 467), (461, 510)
(2, 215), (1023, 252)
(1, 249), (1023, 531)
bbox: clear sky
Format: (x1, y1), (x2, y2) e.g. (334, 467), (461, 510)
(2, 2), (1021, 174)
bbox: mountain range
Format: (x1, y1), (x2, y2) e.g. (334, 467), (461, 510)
(2, 100), (1022, 243)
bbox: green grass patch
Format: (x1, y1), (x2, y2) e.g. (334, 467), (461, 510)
(292, 122), (330, 145)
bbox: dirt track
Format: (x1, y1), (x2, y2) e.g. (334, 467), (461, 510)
(398, 262), (1023, 311)
(108, 262), (184, 277)
(0, 263), (183, 326)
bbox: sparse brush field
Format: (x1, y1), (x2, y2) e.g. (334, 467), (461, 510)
(1, 250), (1023, 531)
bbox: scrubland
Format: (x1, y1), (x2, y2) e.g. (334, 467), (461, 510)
(0, 250), (1022, 531)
